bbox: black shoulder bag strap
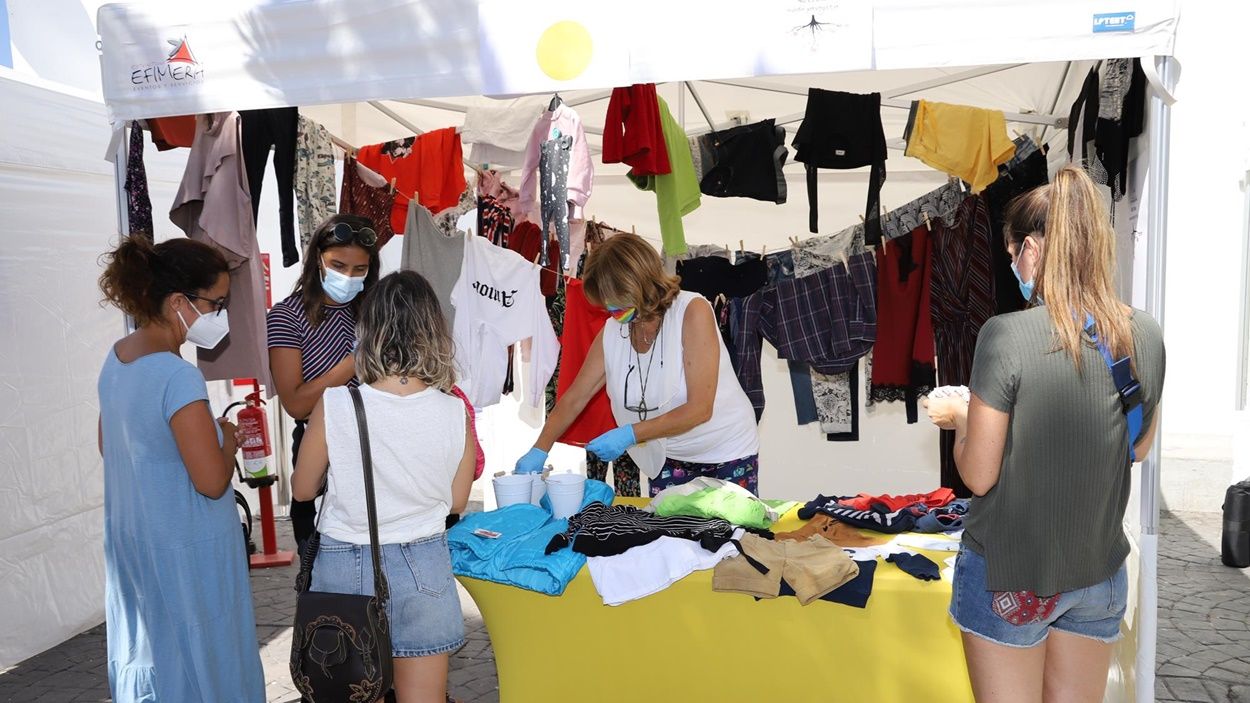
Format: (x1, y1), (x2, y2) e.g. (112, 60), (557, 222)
(293, 388), (390, 605)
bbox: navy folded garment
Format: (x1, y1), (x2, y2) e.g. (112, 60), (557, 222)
(775, 559), (878, 608)
(887, 552), (941, 581)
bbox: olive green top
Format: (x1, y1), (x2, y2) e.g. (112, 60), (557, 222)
(963, 306), (1165, 596)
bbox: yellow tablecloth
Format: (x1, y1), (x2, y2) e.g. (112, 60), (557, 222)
(457, 498), (973, 702)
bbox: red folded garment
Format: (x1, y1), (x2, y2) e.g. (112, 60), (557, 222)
(603, 84), (671, 176)
(838, 487), (955, 513)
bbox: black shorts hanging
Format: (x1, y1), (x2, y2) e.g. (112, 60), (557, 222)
(791, 89), (887, 245)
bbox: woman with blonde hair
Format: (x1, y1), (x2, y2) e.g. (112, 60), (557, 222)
(292, 271), (476, 703)
(926, 165), (1166, 702)
(515, 233), (761, 496)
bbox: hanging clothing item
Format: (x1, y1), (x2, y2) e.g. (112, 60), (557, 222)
(507, 220), (561, 297)
(433, 178), (477, 237)
(169, 111), (273, 392)
(870, 226), (936, 423)
(676, 256), (769, 302)
(627, 96), (701, 257)
(734, 252), (877, 420)
(294, 114), (337, 252)
(1093, 59), (1147, 201)
(239, 107), (299, 267)
(556, 280), (617, 445)
(602, 291), (759, 479)
(690, 118), (788, 204)
(1067, 66), (1100, 169)
(477, 194), (514, 248)
(881, 181), (964, 242)
(905, 100), (1016, 194)
(98, 352), (266, 702)
(603, 83), (671, 176)
(148, 115), (196, 150)
(450, 233), (559, 409)
(124, 122), (153, 240)
(792, 89), (887, 243)
(537, 134), (574, 271)
(983, 146), (1049, 314)
(461, 97), (546, 170)
(520, 102), (593, 222)
(930, 196), (996, 497)
(545, 501), (739, 557)
(339, 157), (397, 250)
(357, 127), (467, 234)
(792, 225), (865, 437)
(400, 204), (465, 327)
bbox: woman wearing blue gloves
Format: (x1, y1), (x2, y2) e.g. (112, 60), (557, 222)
(515, 234), (761, 496)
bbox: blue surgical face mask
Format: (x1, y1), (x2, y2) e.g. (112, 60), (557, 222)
(1011, 261), (1035, 302)
(322, 267), (366, 304)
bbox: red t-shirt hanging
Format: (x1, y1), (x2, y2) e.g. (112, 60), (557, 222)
(556, 279), (617, 445)
(602, 84), (671, 176)
(356, 127), (466, 235)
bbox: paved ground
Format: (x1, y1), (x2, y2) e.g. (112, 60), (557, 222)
(1, 508), (1245, 702)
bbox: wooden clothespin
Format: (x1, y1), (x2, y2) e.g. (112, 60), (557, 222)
(739, 239), (745, 254)
(881, 201), (890, 221)
(631, 225), (636, 235)
(858, 214), (866, 223)
(389, 177), (397, 195)
(923, 210), (933, 231)
(789, 236), (799, 249)
(762, 245), (767, 257)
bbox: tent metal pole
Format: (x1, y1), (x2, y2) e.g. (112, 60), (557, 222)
(685, 81), (717, 132)
(703, 64), (1026, 100)
(1136, 53), (1176, 703)
(368, 100), (425, 135)
(567, 89), (615, 107)
(394, 98), (470, 113)
(1037, 61), (1075, 146)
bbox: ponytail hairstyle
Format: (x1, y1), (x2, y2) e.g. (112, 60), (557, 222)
(354, 271), (457, 391)
(295, 214), (382, 327)
(1003, 165), (1133, 372)
(98, 237), (229, 326)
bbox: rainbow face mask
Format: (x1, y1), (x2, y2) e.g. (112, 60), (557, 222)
(606, 305), (637, 324)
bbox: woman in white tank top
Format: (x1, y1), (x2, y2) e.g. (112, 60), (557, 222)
(515, 234), (761, 496)
(292, 271), (476, 703)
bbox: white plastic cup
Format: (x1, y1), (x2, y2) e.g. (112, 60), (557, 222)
(545, 473), (587, 519)
(493, 474), (533, 508)
(529, 473), (546, 506)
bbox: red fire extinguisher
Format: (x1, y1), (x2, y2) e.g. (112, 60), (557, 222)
(236, 381), (271, 479)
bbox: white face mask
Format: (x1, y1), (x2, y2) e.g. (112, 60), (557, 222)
(178, 297), (230, 350)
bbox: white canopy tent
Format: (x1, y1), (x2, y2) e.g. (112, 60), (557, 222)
(82, 0), (1179, 698)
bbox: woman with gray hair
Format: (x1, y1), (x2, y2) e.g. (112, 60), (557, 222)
(292, 271), (476, 703)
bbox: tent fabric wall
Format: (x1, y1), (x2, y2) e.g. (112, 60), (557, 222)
(0, 71), (117, 669)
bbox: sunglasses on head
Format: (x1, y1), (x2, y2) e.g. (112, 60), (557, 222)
(325, 222), (378, 248)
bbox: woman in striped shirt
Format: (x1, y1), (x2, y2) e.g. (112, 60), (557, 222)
(267, 214), (380, 554)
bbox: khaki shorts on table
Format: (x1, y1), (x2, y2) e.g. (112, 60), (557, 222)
(713, 533), (859, 605)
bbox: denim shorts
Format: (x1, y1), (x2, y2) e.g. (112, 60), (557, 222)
(312, 533), (465, 657)
(949, 546), (1127, 648)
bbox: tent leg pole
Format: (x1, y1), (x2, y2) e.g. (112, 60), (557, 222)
(1136, 53), (1175, 703)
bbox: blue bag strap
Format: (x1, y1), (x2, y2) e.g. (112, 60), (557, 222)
(1083, 315), (1143, 462)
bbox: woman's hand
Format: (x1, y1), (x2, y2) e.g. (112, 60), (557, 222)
(217, 418), (240, 455)
(924, 396), (968, 431)
(586, 425), (636, 462)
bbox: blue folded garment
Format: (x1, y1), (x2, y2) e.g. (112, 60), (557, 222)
(915, 499), (970, 533)
(448, 479), (614, 596)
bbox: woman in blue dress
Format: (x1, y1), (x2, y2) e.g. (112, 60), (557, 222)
(96, 236), (265, 702)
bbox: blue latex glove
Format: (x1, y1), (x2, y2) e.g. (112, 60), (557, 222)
(515, 447), (548, 475)
(586, 425), (636, 462)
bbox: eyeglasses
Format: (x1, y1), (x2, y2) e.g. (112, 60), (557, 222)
(185, 293), (229, 316)
(623, 364), (661, 421)
(325, 222), (378, 248)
